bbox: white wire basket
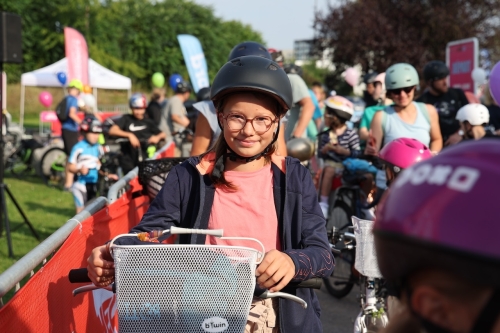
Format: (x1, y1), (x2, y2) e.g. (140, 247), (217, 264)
(352, 216), (382, 278)
(112, 236), (260, 333)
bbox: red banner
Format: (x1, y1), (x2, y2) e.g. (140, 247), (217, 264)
(446, 37), (478, 94)
(64, 27), (89, 85)
(0, 178), (148, 333)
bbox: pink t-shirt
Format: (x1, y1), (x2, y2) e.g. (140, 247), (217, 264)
(205, 163), (281, 253)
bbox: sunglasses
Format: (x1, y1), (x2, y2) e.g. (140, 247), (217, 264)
(387, 86), (415, 96)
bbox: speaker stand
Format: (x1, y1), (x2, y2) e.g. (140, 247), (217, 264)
(0, 62), (39, 258)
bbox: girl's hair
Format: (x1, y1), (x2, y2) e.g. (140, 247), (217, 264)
(151, 88), (165, 102)
(206, 91), (281, 191)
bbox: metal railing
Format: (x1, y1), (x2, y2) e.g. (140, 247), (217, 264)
(0, 198), (108, 307)
(107, 168), (138, 203)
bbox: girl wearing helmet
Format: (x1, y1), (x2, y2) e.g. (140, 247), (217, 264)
(108, 93), (166, 174)
(87, 56), (333, 333)
(374, 140), (500, 333)
(317, 95), (361, 217)
(455, 103), (496, 140)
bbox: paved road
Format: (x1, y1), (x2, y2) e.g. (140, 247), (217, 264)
(316, 284), (360, 333)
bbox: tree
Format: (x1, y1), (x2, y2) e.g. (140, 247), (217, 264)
(314, 0), (500, 82)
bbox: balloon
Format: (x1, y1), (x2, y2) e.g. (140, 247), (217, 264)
(56, 72), (67, 85)
(490, 61), (500, 105)
(169, 74), (183, 90)
(344, 67), (360, 87)
(83, 84), (92, 94)
(471, 68), (486, 84)
(39, 91), (53, 108)
(152, 72), (165, 88)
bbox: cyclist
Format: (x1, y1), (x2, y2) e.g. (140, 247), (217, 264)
(166, 80), (191, 155)
(456, 103), (496, 140)
(190, 41), (278, 156)
(318, 96), (360, 217)
(365, 63), (442, 197)
(268, 48), (315, 143)
(67, 117), (105, 213)
(359, 72), (388, 143)
(108, 93), (166, 174)
(416, 60), (469, 147)
(87, 56), (333, 333)
(374, 139), (500, 333)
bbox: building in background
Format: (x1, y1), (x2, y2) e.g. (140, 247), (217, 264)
(293, 39), (334, 70)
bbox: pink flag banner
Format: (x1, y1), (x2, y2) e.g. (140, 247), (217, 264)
(64, 27), (89, 85)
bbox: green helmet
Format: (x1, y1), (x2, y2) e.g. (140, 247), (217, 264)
(385, 63), (419, 90)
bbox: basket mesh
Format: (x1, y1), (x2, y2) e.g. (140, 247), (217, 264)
(113, 245), (258, 333)
(138, 158), (187, 200)
(352, 217), (382, 278)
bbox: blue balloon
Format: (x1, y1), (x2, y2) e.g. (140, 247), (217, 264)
(57, 72), (67, 85)
(169, 74), (183, 90)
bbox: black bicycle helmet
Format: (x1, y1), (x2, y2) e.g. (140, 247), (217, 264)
(228, 41), (272, 61)
(284, 63), (303, 77)
(210, 55), (292, 162)
(196, 87), (211, 102)
(175, 81), (192, 93)
(363, 72), (379, 85)
(423, 60), (450, 81)
(211, 56), (292, 114)
(80, 116), (103, 133)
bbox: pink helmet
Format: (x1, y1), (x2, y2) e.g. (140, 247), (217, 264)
(374, 139), (500, 290)
(378, 138), (432, 173)
(324, 95), (354, 121)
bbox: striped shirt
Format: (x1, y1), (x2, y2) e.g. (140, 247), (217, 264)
(318, 127), (361, 162)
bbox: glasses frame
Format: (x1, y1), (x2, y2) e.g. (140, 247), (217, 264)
(221, 113), (279, 135)
(387, 86), (415, 96)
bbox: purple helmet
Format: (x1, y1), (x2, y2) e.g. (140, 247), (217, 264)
(374, 139), (500, 288)
(379, 138), (432, 174)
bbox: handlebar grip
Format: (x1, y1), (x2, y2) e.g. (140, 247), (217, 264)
(69, 268), (91, 283)
(170, 226), (224, 238)
(290, 278), (323, 290)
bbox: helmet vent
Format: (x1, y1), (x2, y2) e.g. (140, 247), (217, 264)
(231, 59), (243, 66)
(267, 64), (278, 71)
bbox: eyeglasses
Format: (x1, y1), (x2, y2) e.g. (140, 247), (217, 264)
(387, 86), (415, 96)
(222, 113), (278, 134)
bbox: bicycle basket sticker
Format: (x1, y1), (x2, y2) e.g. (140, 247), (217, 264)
(201, 317), (229, 332)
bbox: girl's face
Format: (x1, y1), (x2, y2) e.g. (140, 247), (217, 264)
(219, 93), (279, 158)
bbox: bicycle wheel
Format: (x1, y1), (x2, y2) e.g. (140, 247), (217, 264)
(40, 147), (67, 189)
(5, 151), (30, 177)
(323, 248), (356, 298)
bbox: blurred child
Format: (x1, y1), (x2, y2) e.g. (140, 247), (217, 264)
(318, 96), (361, 217)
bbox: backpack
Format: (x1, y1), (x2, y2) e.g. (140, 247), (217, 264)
(55, 97), (69, 122)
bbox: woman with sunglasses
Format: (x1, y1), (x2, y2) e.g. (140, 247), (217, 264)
(87, 56), (333, 333)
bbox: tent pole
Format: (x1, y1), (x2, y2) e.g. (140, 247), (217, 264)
(19, 84), (25, 131)
(93, 87), (97, 111)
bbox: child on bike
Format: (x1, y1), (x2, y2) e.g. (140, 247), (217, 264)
(318, 96), (361, 217)
(87, 56), (333, 333)
(67, 117), (106, 213)
(108, 93), (166, 174)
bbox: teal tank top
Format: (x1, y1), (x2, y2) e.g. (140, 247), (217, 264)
(382, 102), (431, 147)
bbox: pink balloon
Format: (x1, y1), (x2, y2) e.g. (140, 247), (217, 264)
(490, 61), (500, 105)
(39, 91), (53, 108)
(344, 67), (360, 87)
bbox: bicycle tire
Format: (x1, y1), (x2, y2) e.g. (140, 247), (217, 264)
(40, 147), (67, 189)
(6, 151), (30, 177)
(323, 248), (356, 298)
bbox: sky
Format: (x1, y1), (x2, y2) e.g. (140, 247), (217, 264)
(193, 0), (335, 51)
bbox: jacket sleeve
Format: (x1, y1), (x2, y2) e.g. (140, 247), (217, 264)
(283, 167), (334, 281)
(113, 167), (183, 245)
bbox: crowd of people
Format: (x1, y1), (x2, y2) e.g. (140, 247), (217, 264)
(50, 39), (500, 333)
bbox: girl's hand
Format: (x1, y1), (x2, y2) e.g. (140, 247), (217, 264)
(331, 145), (349, 156)
(87, 245), (115, 286)
(255, 250), (295, 292)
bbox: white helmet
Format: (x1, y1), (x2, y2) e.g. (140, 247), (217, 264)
(456, 103), (490, 126)
(324, 96), (354, 121)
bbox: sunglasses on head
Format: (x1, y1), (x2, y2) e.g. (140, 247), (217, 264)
(387, 86), (415, 96)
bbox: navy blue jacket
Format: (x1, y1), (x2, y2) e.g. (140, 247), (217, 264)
(118, 156), (334, 332)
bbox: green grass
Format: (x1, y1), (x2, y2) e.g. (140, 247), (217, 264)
(0, 172), (75, 301)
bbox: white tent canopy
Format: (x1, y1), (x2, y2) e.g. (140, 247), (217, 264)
(20, 58), (132, 128)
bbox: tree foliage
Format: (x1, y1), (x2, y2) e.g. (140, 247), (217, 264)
(314, 0), (500, 82)
(0, 0), (264, 85)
